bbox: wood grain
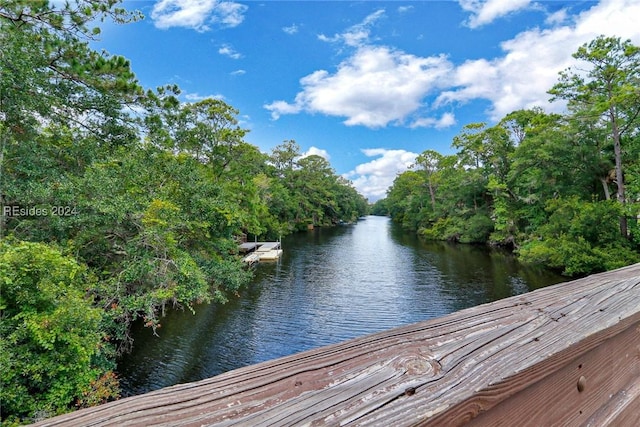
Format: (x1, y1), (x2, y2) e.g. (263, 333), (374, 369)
(31, 263), (640, 426)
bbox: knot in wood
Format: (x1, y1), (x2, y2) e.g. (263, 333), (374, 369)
(402, 355), (433, 376)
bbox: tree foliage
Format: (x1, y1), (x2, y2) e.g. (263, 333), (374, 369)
(259, 141), (367, 235)
(549, 36), (640, 236)
(0, 240), (117, 424)
(382, 36), (640, 276)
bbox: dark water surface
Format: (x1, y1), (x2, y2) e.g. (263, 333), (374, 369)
(117, 215), (565, 396)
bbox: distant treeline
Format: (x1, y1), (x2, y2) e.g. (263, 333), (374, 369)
(0, 1), (367, 424)
(373, 35), (640, 278)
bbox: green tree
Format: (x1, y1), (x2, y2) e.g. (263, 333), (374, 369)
(270, 139), (301, 174)
(65, 145), (255, 351)
(518, 197), (639, 275)
(385, 169), (431, 231)
(453, 122), (513, 183)
(264, 144), (366, 232)
(1, 0), (141, 238)
(414, 150), (444, 211)
(370, 198), (389, 216)
(0, 0), (141, 141)
(0, 240), (118, 424)
(176, 99), (248, 175)
(382, 37), (639, 274)
(549, 36), (640, 237)
(507, 111), (587, 231)
(292, 155), (339, 226)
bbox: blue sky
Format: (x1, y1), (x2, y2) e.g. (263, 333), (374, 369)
(93, 0), (640, 201)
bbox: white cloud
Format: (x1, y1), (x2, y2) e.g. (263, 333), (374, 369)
(301, 146), (330, 161)
(345, 149), (418, 202)
(267, 9), (458, 129)
(151, 0), (247, 31)
(265, 46), (453, 128)
(318, 9), (385, 47)
(282, 24), (299, 35)
(230, 69), (246, 76)
(439, 0), (640, 120)
(265, 100), (302, 120)
(398, 5), (414, 14)
(545, 9), (568, 26)
(268, 0), (640, 131)
(183, 92), (225, 102)
(219, 44), (242, 59)
(573, 0), (640, 39)
(411, 112), (456, 129)
(459, 0), (532, 28)
(214, 1), (247, 27)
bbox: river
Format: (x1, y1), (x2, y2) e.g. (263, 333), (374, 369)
(117, 215), (565, 396)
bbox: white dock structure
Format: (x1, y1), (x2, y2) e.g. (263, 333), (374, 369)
(240, 241), (282, 264)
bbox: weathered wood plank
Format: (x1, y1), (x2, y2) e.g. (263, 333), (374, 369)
(32, 263), (640, 426)
(583, 375), (640, 426)
(466, 317), (640, 426)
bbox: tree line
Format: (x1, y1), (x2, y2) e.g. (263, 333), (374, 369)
(0, 1), (367, 423)
(374, 35), (640, 277)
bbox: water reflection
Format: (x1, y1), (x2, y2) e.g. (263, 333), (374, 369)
(117, 216), (565, 396)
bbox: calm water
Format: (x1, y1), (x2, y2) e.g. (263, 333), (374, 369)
(117, 215), (565, 396)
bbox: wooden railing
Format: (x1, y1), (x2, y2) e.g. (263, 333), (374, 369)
(33, 263), (640, 426)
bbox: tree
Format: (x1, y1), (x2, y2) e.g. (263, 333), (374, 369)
(382, 36), (639, 274)
(0, 240), (118, 423)
(385, 170), (426, 230)
(270, 139), (300, 174)
(414, 150), (444, 211)
(0, 0), (141, 140)
(452, 122), (513, 182)
(549, 36), (640, 237)
(517, 197), (638, 276)
(1, 0), (141, 238)
(507, 110), (593, 230)
(293, 155), (339, 226)
(175, 99), (248, 175)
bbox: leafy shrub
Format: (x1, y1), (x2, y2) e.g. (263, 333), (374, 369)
(420, 217), (461, 241)
(517, 197), (639, 275)
(0, 240), (118, 424)
(460, 213), (494, 243)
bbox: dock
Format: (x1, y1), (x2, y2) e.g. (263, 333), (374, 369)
(240, 241), (282, 264)
(32, 263), (640, 426)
